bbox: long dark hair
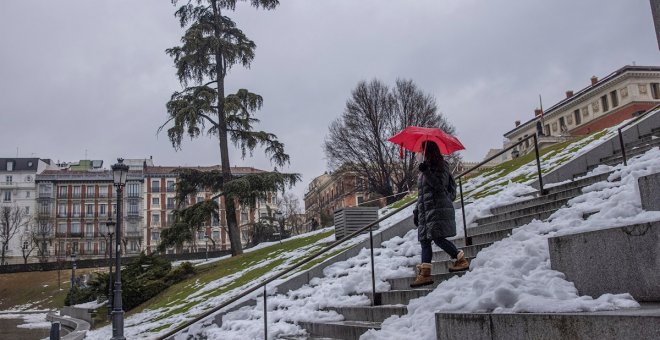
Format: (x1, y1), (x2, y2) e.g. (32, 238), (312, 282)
(422, 141), (445, 170)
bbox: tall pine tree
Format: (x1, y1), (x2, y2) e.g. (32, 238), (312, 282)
(160, 0), (297, 256)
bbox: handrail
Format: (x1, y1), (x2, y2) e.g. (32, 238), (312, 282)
(617, 104), (660, 166)
(157, 198), (416, 339)
(455, 133), (545, 246)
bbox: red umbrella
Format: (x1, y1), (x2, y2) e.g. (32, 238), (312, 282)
(388, 126), (465, 156)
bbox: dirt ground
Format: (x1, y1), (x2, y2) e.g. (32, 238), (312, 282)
(0, 267), (105, 311)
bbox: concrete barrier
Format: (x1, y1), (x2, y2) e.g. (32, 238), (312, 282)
(46, 312), (90, 340)
(548, 221), (660, 301)
(639, 172), (660, 211)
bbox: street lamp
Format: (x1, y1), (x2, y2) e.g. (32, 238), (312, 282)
(70, 251), (77, 288)
(111, 158), (128, 340)
(105, 218), (115, 320)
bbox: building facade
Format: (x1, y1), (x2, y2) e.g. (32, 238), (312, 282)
(144, 165), (277, 254)
(503, 65), (660, 161)
(35, 169), (144, 261)
(0, 158), (55, 264)
(304, 171), (381, 227)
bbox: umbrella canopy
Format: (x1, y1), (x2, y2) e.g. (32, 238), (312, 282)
(388, 126), (465, 155)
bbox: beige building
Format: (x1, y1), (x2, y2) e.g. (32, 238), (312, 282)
(502, 65), (660, 161)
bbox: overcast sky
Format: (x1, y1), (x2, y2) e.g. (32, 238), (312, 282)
(0, 0), (658, 203)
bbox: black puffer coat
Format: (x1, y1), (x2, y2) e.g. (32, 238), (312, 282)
(413, 162), (457, 241)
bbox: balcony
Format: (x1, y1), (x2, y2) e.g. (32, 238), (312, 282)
(57, 193), (68, 199)
(0, 182), (17, 188)
(71, 194), (82, 199)
(151, 187), (161, 193)
(38, 192), (53, 198)
(98, 193), (109, 198)
(127, 192), (141, 198)
(125, 230), (142, 238)
(57, 213), (68, 218)
(70, 232), (82, 238)
(85, 212), (96, 218)
(72, 213), (81, 218)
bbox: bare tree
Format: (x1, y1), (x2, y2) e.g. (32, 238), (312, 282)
(33, 218), (54, 263)
(277, 192), (302, 235)
(1, 205), (31, 265)
(325, 79), (459, 204)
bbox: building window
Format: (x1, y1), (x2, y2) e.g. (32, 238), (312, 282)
(574, 109), (581, 125)
(128, 200), (139, 215)
(57, 203), (66, 217)
(544, 124), (550, 136)
(651, 83), (660, 100)
(152, 213), (160, 225)
(72, 222), (81, 234)
(58, 223), (67, 233)
(152, 197), (160, 206)
(197, 196), (204, 204)
(85, 223), (94, 237)
(167, 197), (175, 209)
(58, 186), (68, 198)
(39, 184), (52, 197)
(212, 230), (220, 240)
(600, 95), (609, 112)
(72, 203), (81, 217)
(26, 191), (30, 198)
(86, 241), (92, 252)
(86, 204), (94, 217)
(582, 107), (589, 118)
(3, 191), (11, 202)
(24, 206), (30, 215)
(610, 90), (619, 107)
(127, 182), (140, 197)
(152, 232), (160, 241)
(99, 204), (107, 217)
(99, 186), (108, 198)
(6, 161), (14, 171)
(100, 241), (106, 253)
(167, 180), (175, 192)
(5, 175), (12, 184)
(72, 186), (81, 198)
(152, 180), (160, 193)
(198, 231), (206, 240)
(86, 186), (95, 198)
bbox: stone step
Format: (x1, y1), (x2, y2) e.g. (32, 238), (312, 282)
(435, 303), (660, 340)
(488, 172), (611, 215)
(471, 209), (555, 236)
(549, 221), (660, 301)
(367, 289), (433, 305)
(602, 142), (660, 166)
(475, 197), (570, 226)
(489, 186), (584, 215)
(431, 256), (476, 275)
(469, 227), (516, 246)
(298, 320), (381, 340)
(324, 305), (407, 323)
(432, 242), (493, 262)
(388, 271), (466, 290)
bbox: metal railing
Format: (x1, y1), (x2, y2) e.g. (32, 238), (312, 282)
(157, 198), (416, 340)
(455, 133), (545, 246)
(617, 105), (659, 166)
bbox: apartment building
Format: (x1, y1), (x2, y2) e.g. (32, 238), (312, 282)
(503, 65), (660, 160)
(0, 158), (55, 263)
(144, 165), (277, 254)
(35, 168), (144, 261)
(304, 170), (381, 227)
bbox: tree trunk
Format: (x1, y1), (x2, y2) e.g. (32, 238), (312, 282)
(213, 0), (243, 256)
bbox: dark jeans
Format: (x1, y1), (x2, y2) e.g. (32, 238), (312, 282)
(420, 237), (459, 263)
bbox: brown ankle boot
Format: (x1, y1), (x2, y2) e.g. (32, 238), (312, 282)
(449, 250), (470, 272)
(410, 263), (433, 288)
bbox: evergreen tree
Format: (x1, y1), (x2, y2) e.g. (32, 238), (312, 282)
(160, 0), (297, 256)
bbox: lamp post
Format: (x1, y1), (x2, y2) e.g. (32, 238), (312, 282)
(105, 218), (115, 321)
(70, 251), (77, 288)
(111, 158), (128, 340)
(204, 235), (209, 261)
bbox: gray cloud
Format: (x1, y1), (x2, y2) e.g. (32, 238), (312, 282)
(1, 0), (658, 202)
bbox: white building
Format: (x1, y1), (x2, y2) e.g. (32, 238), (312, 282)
(0, 158), (56, 263)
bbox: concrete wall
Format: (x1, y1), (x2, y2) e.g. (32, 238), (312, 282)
(548, 221), (660, 301)
(47, 312), (90, 340)
(639, 172), (660, 211)
(533, 107), (660, 187)
(436, 311), (660, 340)
(61, 305), (100, 327)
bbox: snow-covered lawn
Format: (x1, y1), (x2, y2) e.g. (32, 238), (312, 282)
(0, 312), (51, 329)
(187, 147), (660, 339)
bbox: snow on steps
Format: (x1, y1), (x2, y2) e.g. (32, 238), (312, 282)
(436, 221), (660, 340)
(299, 172), (610, 339)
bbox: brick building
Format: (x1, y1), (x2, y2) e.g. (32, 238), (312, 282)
(35, 167), (144, 261)
(143, 165), (277, 254)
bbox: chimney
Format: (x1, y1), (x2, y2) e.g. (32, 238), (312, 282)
(565, 90), (574, 98)
(515, 120), (521, 127)
(534, 109), (543, 117)
(590, 76), (598, 86)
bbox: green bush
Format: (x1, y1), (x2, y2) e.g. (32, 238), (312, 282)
(165, 262), (196, 285)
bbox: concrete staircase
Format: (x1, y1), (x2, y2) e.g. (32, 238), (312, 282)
(436, 221), (660, 340)
(297, 172), (614, 339)
(597, 126), (660, 167)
